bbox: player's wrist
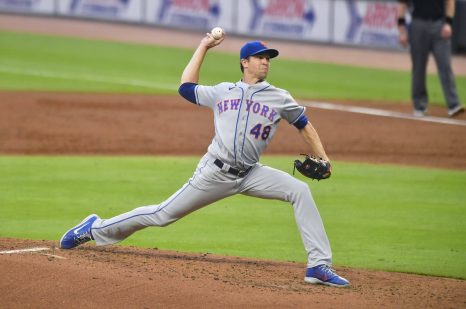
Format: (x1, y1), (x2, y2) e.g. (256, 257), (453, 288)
(445, 16), (453, 26)
(397, 17), (406, 27)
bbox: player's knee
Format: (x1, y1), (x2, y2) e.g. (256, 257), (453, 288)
(157, 215), (178, 227)
(294, 179), (311, 194)
(155, 208), (183, 227)
(294, 180), (311, 199)
(287, 179), (311, 202)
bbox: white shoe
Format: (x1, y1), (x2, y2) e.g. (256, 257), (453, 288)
(412, 110), (425, 117)
(448, 105), (464, 117)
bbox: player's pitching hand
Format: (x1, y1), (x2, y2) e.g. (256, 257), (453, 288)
(201, 32), (225, 50)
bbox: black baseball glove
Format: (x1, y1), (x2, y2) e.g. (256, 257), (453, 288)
(293, 154), (331, 180)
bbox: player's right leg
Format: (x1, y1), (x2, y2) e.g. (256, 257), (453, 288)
(91, 183), (230, 246)
(60, 154), (237, 248)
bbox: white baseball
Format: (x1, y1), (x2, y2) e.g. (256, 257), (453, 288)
(210, 27), (224, 40)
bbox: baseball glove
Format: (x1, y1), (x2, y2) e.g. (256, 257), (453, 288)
(293, 154), (331, 181)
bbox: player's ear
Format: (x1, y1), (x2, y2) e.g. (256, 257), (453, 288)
(240, 58), (249, 71)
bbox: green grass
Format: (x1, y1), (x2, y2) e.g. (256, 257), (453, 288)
(1, 31), (465, 104)
(0, 156), (465, 279)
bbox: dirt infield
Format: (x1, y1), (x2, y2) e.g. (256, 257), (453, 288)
(1, 91), (465, 169)
(1, 15), (466, 309)
(1, 238), (465, 309)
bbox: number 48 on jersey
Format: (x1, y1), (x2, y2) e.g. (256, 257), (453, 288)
(250, 124), (271, 140)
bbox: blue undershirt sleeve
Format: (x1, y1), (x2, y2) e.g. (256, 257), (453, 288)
(293, 114), (309, 129)
(178, 82), (198, 104)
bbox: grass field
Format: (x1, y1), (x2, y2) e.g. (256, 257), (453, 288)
(0, 156), (465, 279)
(0, 31), (465, 280)
(1, 31), (466, 103)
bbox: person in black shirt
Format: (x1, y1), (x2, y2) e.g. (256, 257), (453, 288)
(398, 0), (464, 117)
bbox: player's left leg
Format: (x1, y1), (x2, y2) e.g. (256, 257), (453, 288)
(238, 164), (349, 287)
(238, 164), (332, 267)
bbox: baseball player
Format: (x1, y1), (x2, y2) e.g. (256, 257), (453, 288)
(60, 33), (349, 287)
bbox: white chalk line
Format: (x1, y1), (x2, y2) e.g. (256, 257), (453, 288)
(0, 247), (67, 259)
(0, 247), (50, 254)
(0, 65), (177, 90)
(303, 101), (466, 127)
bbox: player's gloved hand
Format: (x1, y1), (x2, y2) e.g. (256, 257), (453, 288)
(293, 154), (331, 181)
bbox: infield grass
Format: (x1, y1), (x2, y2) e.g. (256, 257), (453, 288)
(1, 31), (466, 104)
(0, 156), (465, 279)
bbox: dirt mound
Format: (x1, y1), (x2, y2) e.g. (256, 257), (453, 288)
(1, 238), (465, 309)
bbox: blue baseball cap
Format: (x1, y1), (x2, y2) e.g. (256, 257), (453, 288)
(240, 41), (279, 60)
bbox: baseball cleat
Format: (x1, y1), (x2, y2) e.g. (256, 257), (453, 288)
(59, 214), (99, 249)
(304, 265), (350, 287)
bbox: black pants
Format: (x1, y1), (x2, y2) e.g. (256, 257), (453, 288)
(409, 19), (460, 111)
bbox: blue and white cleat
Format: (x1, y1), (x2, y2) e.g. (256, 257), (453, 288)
(304, 264), (350, 287)
(59, 214), (99, 249)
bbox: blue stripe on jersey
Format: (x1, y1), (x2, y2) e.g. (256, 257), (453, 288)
(233, 87), (245, 166)
(178, 82), (198, 104)
(290, 107), (305, 124)
(293, 114), (308, 129)
(194, 85), (200, 105)
(240, 85), (270, 168)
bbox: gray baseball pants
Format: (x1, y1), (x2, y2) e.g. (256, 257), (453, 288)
(91, 153), (333, 268)
(409, 19), (460, 111)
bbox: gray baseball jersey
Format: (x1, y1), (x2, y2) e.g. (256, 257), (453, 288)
(90, 79), (333, 268)
(195, 80), (305, 170)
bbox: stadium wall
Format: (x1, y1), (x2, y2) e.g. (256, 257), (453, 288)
(0, 0), (465, 53)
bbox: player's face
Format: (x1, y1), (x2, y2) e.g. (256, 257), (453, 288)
(244, 54), (270, 80)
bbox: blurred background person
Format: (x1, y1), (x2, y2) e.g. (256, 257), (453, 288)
(398, 0), (464, 117)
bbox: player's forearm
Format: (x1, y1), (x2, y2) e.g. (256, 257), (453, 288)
(446, 0), (455, 19)
(397, 1), (407, 18)
(180, 45), (208, 85)
(299, 123), (329, 161)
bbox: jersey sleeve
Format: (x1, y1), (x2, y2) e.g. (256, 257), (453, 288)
(194, 85), (218, 109)
(281, 92), (306, 125)
(178, 82), (198, 104)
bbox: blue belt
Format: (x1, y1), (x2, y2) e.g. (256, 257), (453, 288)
(214, 159), (252, 178)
